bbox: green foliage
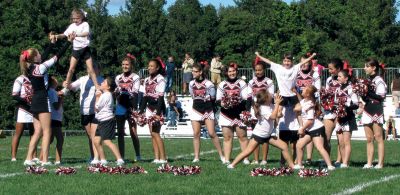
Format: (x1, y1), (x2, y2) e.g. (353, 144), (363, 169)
(0, 0), (399, 129)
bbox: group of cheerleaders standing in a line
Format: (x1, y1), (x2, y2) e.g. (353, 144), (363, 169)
(11, 9), (387, 170)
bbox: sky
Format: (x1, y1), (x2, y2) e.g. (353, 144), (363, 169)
(88, 0), (400, 22)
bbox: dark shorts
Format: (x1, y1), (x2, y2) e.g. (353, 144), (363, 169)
(95, 118), (116, 140)
(306, 126), (325, 138)
(251, 134), (270, 145)
(281, 96), (299, 107)
(81, 114), (98, 126)
(51, 120), (62, 128)
(279, 130), (299, 142)
(72, 47), (92, 61)
(183, 72), (193, 83)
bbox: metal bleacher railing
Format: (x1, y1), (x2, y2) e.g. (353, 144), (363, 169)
(139, 67), (399, 95)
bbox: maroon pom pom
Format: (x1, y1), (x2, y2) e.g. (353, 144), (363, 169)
(55, 167), (77, 175)
(25, 166), (48, 174)
(298, 168), (329, 178)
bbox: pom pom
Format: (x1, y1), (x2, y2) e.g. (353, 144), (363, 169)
(147, 115), (165, 127)
(221, 95), (241, 109)
(335, 98), (347, 118)
(55, 167), (77, 175)
(88, 164), (147, 174)
(250, 167), (293, 177)
(157, 164), (201, 176)
(320, 88), (336, 111)
(131, 111), (147, 127)
(352, 78), (370, 97)
(240, 111), (254, 126)
(298, 168), (329, 178)
(25, 166), (48, 174)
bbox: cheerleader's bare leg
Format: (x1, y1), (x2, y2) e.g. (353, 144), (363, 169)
(93, 136), (105, 160)
(313, 136), (333, 167)
(342, 131), (352, 166)
(26, 118), (42, 161)
(230, 139), (259, 167)
(11, 123), (25, 160)
(235, 126), (248, 154)
(65, 57), (78, 88)
(205, 119), (223, 158)
(191, 120), (202, 160)
(296, 135), (312, 167)
(373, 123), (384, 167)
(37, 112), (52, 163)
(151, 124), (166, 161)
(323, 119), (335, 153)
(222, 126), (234, 162)
(88, 123), (99, 159)
(269, 137), (295, 168)
(364, 124), (375, 166)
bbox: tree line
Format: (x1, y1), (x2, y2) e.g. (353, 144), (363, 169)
(0, 0), (399, 130)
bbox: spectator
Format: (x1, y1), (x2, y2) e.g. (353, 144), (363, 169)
(182, 53), (194, 95)
(391, 72), (400, 114)
(167, 91), (179, 127)
(165, 56), (176, 93)
(210, 54), (223, 86)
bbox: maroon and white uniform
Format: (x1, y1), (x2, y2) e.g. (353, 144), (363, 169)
(12, 75), (33, 123)
(115, 72), (140, 115)
(334, 83), (359, 132)
(323, 76), (341, 119)
(216, 78), (248, 127)
(295, 70), (320, 94)
(189, 78), (215, 121)
(140, 74), (166, 118)
(247, 76), (274, 121)
(362, 75), (387, 125)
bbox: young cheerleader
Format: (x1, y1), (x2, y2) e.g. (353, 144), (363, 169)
(323, 58), (344, 164)
(189, 63), (224, 163)
(334, 70), (359, 168)
(51, 9), (99, 90)
(22, 37), (71, 166)
(60, 64), (104, 163)
(227, 91), (295, 169)
(115, 56), (141, 161)
(254, 51), (316, 120)
(247, 61), (274, 165)
(216, 63), (249, 164)
(139, 59), (167, 164)
(294, 86), (335, 170)
(48, 76), (64, 165)
(362, 58), (387, 169)
(295, 54), (321, 165)
(11, 71), (35, 161)
(93, 77), (124, 165)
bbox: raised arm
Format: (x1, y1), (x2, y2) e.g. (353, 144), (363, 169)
(255, 51), (276, 65)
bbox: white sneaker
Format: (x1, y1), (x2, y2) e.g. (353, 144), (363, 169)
(340, 164), (349, 168)
(90, 159), (100, 165)
(227, 164), (234, 169)
(100, 160), (108, 165)
(363, 164), (374, 169)
(158, 159), (168, 164)
(54, 161), (61, 165)
(374, 164), (383, 169)
(32, 158), (40, 163)
(152, 159), (160, 164)
(251, 160), (259, 165)
(260, 160), (267, 166)
(192, 158), (200, 163)
(23, 160), (35, 166)
(41, 161), (53, 166)
(293, 164), (304, 170)
(220, 156), (225, 163)
(116, 159), (125, 166)
(224, 160), (231, 165)
(327, 165), (336, 171)
(243, 159), (250, 165)
(11, 158), (17, 162)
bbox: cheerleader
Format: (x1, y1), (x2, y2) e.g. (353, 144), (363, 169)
(216, 63), (249, 164)
(22, 37), (71, 166)
(323, 58), (343, 163)
(189, 63), (224, 163)
(48, 76), (64, 165)
(247, 61), (274, 165)
(228, 91), (295, 169)
(362, 58), (387, 169)
(334, 70), (358, 168)
(115, 56), (141, 161)
(295, 54), (321, 165)
(294, 86), (335, 170)
(11, 72), (35, 161)
(51, 9), (99, 90)
(60, 64), (103, 164)
(139, 59), (167, 164)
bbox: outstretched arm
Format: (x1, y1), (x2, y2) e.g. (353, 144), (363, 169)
(255, 51), (275, 65)
(297, 53), (317, 67)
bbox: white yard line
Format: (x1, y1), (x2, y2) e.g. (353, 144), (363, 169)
(172, 147), (240, 160)
(333, 174), (400, 195)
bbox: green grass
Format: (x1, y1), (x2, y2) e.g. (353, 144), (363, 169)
(1, 136), (400, 194)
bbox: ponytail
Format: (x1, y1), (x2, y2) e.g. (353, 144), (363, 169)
(19, 48), (38, 75)
(365, 58), (384, 77)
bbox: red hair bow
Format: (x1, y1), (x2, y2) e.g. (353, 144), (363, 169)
(156, 56), (166, 70)
(229, 62), (238, 69)
(253, 56), (260, 66)
(380, 63), (385, 70)
(21, 50), (29, 60)
(126, 53), (136, 60)
(343, 60), (352, 76)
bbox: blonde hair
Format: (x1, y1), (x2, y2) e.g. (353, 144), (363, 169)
(19, 48), (38, 75)
(304, 85), (322, 117)
(253, 89), (272, 119)
(71, 8), (86, 21)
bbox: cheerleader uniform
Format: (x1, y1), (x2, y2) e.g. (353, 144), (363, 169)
(139, 74), (166, 129)
(334, 83), (359, 132)
(12, 75), (33, 123)
(64, 21), (92, 62)
(115, 72), (140, 117)
(95, 92), (116, 140)
(251, 105), (275, 144)
(189, 78), (215, 121)
(323, 76), (341, 120)
(295, 69), (321, 94)
(300, 99), (325, 137)
(62, 75), (104, 126)
(362, 75), (387, 125)
(216, 78), (248, 127)
(247, 76), (275, 128)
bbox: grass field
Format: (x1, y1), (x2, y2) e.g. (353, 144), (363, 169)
(1, 135), (400, 194)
